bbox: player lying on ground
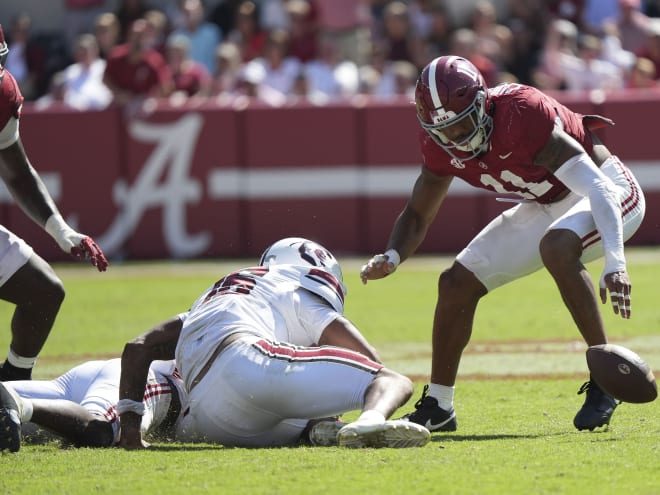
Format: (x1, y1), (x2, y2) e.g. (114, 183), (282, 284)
(118, 237), (431, 449)
(0, 358), (183, 452)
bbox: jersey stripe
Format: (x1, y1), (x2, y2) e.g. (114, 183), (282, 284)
(252, 339), (382, 374)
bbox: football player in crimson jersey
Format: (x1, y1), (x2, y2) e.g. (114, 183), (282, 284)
(360, 55), (646, 432)
(117, 238), (430, 449)
(0, 25), (109, 382)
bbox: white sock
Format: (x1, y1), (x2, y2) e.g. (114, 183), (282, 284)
(356, 409), (386, 423)
(21, 398), (33, 422)
(7, 348), (37, 369)
(428, 383), (455, 411)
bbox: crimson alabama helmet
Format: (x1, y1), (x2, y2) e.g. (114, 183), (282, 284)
(259, 237), (345, 292)
(0, 25), (8, 68)
(415, 55), (493, 162)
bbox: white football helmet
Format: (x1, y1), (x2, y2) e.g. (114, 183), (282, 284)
(259, 237), (346, 293)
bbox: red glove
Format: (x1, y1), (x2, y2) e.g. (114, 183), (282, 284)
(71, 237), (109, 272)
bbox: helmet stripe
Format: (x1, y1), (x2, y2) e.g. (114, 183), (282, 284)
(428, 57), (442, 110)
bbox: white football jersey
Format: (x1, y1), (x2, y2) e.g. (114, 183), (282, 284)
(175, 264), (344, 390)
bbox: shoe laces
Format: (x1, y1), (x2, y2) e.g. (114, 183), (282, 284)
(577, 380), (606, 397)
(414, 384), (437, 409)
(577, 380), (619, 403)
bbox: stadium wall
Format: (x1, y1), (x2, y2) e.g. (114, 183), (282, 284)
(5, 92), (660, 261)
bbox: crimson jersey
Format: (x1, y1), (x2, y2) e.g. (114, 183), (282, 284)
(0, 68), (24, 129)
(104, 44), (171, 96)
(421, 83), (603, 204)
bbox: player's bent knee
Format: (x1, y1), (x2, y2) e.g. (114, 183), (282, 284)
(438, 263), (486, 300)
(540, 229), (583, 269)
(376, 368), (414, 399)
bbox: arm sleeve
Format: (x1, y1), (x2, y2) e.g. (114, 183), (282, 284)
(554, 152), (625, 277)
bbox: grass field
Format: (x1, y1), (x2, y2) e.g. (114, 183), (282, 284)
(1, 247), (659, 495)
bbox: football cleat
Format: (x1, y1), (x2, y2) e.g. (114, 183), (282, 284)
(398, 384), (457, 432)
(0, 382), (21, 452)
(337, 419), (430, 448)
(0, 363), (32, 381)
(573, 380), (620, 431)
(307, 419), (346, 446)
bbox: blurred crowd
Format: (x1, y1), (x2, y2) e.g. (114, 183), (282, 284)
(4, 0), (660, 112)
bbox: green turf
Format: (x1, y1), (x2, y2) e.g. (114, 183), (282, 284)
(0, 248), (659, 494)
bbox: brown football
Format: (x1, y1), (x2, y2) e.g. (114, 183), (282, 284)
(586, 344), (657, 404)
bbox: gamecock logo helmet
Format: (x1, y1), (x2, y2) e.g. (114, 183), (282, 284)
(259, 237), (346, 294)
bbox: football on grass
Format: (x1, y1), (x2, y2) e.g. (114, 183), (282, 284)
(586, 344), (657, 403)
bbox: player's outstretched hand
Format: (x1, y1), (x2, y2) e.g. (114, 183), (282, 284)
(360, 253), (397, 284)
(45, 214), (109, 272)
(71, 236), (109, 272)
(600, 270), (632, 319)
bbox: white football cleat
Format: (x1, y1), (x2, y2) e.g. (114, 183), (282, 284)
(337, 419), (431, 448)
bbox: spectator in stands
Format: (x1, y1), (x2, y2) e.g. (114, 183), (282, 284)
(115, 0), (150, 43)
(370, 59), (418, 99)
(259, 0), (291, 32)
(171, 0), (222, 74)
(143, 9), (170, 55)
(635, 18), (660, 79)
(533, 18), (580, 90)
(33, 71), (68, 111)
(545, 0), (586, 30)
(62, 0), (109, 49)
(448, 28), (499, 87)
(94, 12), (121, 60)
(210, 41), (243, 96)
(302, 36), (359, 100)
(244, 29), (300, 98)
(166, 33), (211, 98)
(226, 1), (267, 62)
(314, 0), (372, 66)
(407, 0), (435, 41)
(626, 56), (659, 88)
(604, 0), (650, 54)
(103, 19), (173, 108)
(582, 0), (621, 35)
(561, 33), (624, 91)
(423, 3), (454, 60)
(208, 0), (244, 37)
(377, 1), (427, 69)
(286, 0), (319, 63)
(61, 33), (112, 110)
(468, 0), (514, 72)
(234, 59), (286, 105)
(4, 13), (42, 100)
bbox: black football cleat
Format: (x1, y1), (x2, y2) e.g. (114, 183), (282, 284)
(573, 380), (620, 431)
(0, 382), (21, 452)
(398, 385), (457, 432)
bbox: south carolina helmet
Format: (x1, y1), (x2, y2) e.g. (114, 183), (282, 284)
(259, 237), (346, 293)
(415, 55), (493, 162)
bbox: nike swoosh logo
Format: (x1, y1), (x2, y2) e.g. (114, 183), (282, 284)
(424, 413), (456, 431)
(499, 152), (513, 159)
